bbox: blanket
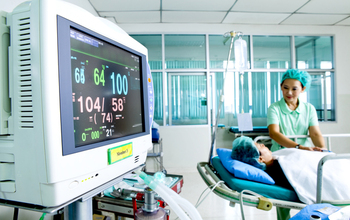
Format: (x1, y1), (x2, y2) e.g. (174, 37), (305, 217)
(273, 148), (350, 204)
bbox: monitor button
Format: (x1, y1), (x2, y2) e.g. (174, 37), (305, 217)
(69, 180), (79, 189)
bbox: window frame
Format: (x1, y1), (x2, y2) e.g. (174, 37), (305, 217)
(130, 33), (336, 126)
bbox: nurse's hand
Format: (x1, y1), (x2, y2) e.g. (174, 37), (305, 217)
(299, 145), (323, 151)
(310, 147), (324, 152)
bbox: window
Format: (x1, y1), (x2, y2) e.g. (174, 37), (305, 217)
(213, 71), (278, 126)
(165, 35), (206, 69)
(253, 36), (291, 69)
(295, 36), (333, 69)
(212, 72), (236, 126)
(167, 73), (207, 125)
(209, 35), (250, 69)
(269, 72), (284, 105)
(131, 34), (335, 126)
(304, 72), (335, 121)
(131, 35), (162, 70)
(151, 72), (163, 125)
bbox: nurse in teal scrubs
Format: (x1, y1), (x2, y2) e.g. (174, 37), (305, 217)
(268, 69), (326, 220)
(267, 69), (325, 152)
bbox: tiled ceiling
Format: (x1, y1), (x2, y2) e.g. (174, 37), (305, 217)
(89, 0), (350, 26)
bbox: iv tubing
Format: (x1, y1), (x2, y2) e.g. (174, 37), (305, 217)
(208, 31), (235, 164)
(136, 170), (203, 220)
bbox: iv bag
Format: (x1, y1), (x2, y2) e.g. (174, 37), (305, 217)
(234, 38), (247, 71)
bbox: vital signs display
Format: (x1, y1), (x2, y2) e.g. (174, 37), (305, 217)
(58, 16), (149, 155)
(70, 28), (144, 147)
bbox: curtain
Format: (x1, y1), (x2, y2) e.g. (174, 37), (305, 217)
(170, 75), (207, 124)
(151, 72), (163, 121)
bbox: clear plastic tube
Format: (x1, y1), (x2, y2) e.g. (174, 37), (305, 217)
(159, 182), (202, 220)
(136, 171), (202, 220)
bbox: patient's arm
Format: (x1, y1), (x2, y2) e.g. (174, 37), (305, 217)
(308, 125), (326, 149)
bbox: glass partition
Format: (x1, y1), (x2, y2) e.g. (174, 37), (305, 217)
(130, 34), (162, 70)
(151, 72), (163, 125)
(131, 34), (336, 124)
(209, 35), (250, 69)
(165, 35), (206, 69)
(295, 36), (333, 69)
(253, 36), (291, 69)
(167, 73), (207, 125)
(269, 72), (284, 105)
(307, 72), (335, 121)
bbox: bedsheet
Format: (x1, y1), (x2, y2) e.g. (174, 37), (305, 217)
(274, 148), (350, 204)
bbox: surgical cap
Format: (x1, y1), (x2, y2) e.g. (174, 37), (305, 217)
(281, 69), (311, 92)
(231, 136), (266, 170)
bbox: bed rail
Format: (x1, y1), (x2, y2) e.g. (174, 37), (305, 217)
(198, 159), (350, 211)
(316, 154), (350, 203)
(197, 162), (306, 210)
(255, 134), (350, 205)
(254, 133), (350, 151)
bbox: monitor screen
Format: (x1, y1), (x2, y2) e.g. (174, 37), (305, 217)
(58, 16), (148, 155)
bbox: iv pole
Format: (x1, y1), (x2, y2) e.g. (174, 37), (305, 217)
(208, 31), (242, 164)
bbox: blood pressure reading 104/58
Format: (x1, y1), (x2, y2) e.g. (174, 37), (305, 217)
(70, 28), (144, 147)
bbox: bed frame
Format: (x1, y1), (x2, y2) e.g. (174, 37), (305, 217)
(198, 134), (350, 214)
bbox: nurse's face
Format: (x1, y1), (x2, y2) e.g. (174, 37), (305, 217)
(255, 142), (273, 166)
(281, 78), (305, 104)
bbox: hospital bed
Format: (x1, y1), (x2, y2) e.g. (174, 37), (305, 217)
(229, 126), (269, 138)
(197, 134), (350, 218)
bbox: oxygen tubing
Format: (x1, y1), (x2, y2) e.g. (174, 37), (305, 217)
(160, 184), (202, 220)
(136, 170), (203, 220)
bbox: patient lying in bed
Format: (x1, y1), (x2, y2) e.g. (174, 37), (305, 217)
(230, 136), (350, 204)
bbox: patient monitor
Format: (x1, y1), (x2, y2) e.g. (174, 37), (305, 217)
(0, 0), (153, 207)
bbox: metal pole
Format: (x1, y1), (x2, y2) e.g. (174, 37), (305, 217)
(208, 31), (236, 164)
(316, 154), (350, 203)
(64, 198), (93, 220)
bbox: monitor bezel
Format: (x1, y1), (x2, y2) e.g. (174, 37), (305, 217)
(57, 16), (150, 156)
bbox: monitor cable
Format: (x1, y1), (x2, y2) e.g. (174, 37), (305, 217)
(173, 180), (224, 220)
(13, 207), (18, 220)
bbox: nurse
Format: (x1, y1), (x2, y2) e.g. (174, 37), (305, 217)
(267, 69), (325, 152)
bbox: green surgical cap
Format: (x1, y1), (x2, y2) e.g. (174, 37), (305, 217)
(231, 136), (266, 170)
(281, 69), (311, 92)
